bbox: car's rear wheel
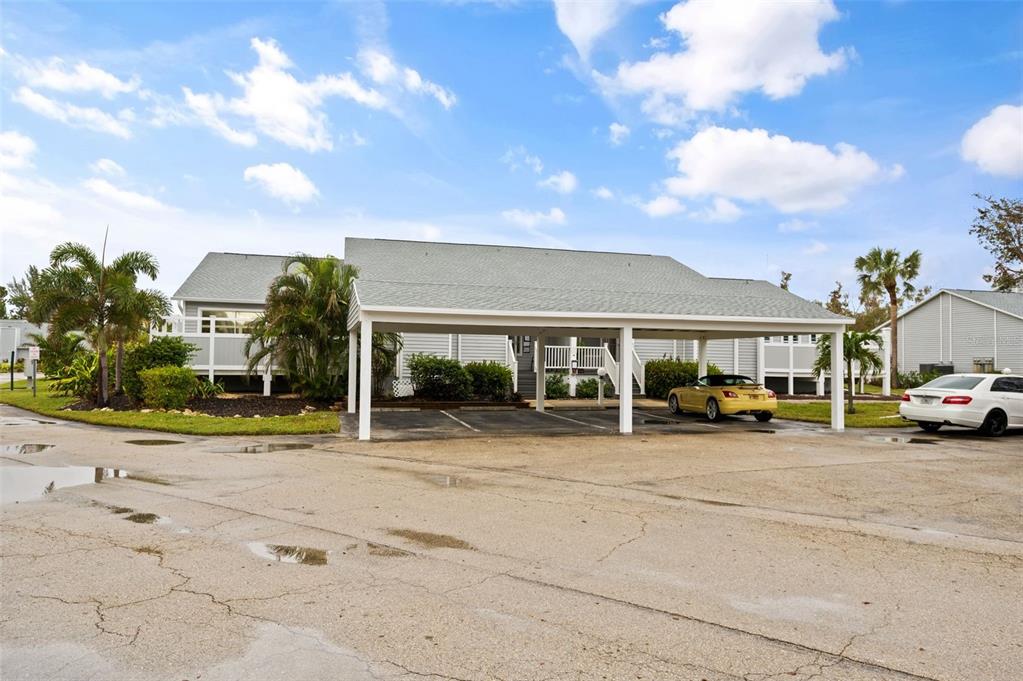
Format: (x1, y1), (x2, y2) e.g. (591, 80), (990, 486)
(754, 412), (773, 422)
(918, 422), (942, 433)
(979, 410), (1008, 437)
(705, 398), (721, 422)
(668, 394), (681, 415)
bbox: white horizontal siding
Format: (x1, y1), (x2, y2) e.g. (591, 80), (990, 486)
(399, 333), (453, 379)
(995, 312), (1023, 373)
(951, 295), (997, 373)
(900, 294), (941, 373)
(634, 339), (676, 362)
(458, 334), (508, 363)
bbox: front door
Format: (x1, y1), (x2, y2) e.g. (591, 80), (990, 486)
(513, 335), (533, 368)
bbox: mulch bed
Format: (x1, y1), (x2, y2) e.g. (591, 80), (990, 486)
(67, 394), (334, 417)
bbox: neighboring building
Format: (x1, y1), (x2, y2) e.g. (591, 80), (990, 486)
(877, 288), (1023, 375)
(159, 247), (845, 397)
(0, 320), (48, 365)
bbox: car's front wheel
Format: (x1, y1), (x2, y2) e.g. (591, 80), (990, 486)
(755, 412), (773, 422)
(705, 398), (721, 422)
(979, 410), (1008, 437)
(918, 422), (942, 433)
(668, 394), (681, 415)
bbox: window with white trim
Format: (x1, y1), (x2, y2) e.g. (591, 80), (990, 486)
(201, 310), (259, 334)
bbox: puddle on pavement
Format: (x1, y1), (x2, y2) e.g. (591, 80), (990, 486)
(209, 443), (315, 453)
(388, 528), (475, 551)
(864, 435), (938, 445)
(248, 542), (328, 565)
(126, 473), (172, 486)
(693, 498), (742, 507)
(108, 505), (134, 514)
(124, 439), (185, 446)
(0, 466), (127, 504)
(367, 542), (411, 557)
(124, 512), (169, 525)
(0, 417), (57, 427)
(0, 444), (54, 455)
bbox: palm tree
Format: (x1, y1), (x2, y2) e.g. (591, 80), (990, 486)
(813, 331), (884, 414)
(244, 254), (401, 401)
(854, 247), (922, 388)
(32, 236), (165, 405)
(110, 287), (171, 394)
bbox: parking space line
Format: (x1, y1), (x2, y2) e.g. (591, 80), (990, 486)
(439, 410), (480, 432)
(541, 411), (610, 430)
(634, 410), (674, 422)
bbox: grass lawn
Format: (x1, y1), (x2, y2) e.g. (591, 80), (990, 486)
(776, 399), (906, 428)
(0, 380), (340, 436)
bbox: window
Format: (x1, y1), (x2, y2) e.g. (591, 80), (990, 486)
(991, 377), (1023, 393)
(920, 375), (984, 390)
(201, 310), (259, 334)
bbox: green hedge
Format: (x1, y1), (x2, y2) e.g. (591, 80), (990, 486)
(408, 354), (472, 400)
(465, 361), (514, 401)
(576, 376), (614, 399)
(645, 359), (722, 399)
(124, 337), (197, 403)
(139, 366), (197, 410)
(545, 371), (570, 399)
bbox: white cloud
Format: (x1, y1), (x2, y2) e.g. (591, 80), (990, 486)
(695, 197), (742, 222)
(802, 240), (829, 256)
(961, 104), (1023, 177)
(183, 38), (387, 152)
(338, 130), (369, 147)
(538, 170), (579, 194)
(501, 207), (566, 228)
(593, 186), (615, 200)
(638, 195), (684, 218)
(553, 0), (632, 61)
(89, 158), (126, 177)
(665, 126), (897, 213)
(82, 178), (170, 212)
(597, 0), (850, 124)
(0, 131), (37, 170)
(243, 162), (319, 205)
(357, 48), (457, 109)
(501, 145), (544, 174)
(12, 87), (133, 138)
(778, 218), (817, 233)
(609, 122), (630, 146)
(15, 57), (139, 99)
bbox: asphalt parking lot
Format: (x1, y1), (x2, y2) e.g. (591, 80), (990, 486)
(341, 405), (815, 440)
(2, 403), (1021, 681)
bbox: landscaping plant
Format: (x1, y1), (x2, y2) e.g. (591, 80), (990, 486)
(464, 361), (513, 401)
(49, 352), (104, 400)
(29, 331), (86, 377)
(191, 377), (225, 399)
(813, 331), (884, 414)
(575, 376), (615, 399)
(139, 366), (197, 410)
(408, 354), (472, 400)
(545, 371), (570, 399)
(644, 359), (722, 399)
(123, 336), (198, 403)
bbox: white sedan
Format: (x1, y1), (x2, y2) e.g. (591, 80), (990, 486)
(900, 373), (1023, 436)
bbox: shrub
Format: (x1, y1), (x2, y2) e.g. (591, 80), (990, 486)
(408, 354), (472, 401)
(192, 378), (225, 399)
(645, 359), (722, 399)
(465, 361), (513, 401)
(0, 359), (25, 373)
(139, 366), (197, 409)
(49, 352), (102, 400)
(898, 370), (942, 389)
(30, 332), (86, 377)
(124, 337), (197, 403)
(576, 376), (614, 399)
(545, 371), (570, 399)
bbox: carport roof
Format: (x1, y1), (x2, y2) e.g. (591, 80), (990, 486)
(345, 238), (845, 321)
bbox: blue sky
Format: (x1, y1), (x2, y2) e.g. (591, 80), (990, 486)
(2, 0), (1021, 305)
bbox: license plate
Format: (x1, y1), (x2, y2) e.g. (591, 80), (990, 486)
(919, 397), (938, 405)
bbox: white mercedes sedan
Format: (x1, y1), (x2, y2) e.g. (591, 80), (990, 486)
(900, 373), (1023, 436)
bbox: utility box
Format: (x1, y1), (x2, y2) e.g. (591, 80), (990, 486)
(919, 363), (954, 375)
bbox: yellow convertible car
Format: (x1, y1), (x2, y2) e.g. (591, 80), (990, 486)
(667, 374), (778, 422)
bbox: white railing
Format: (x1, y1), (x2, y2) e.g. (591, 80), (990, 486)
(151, 315), (269, 380)
(545, 345), (571, 369)
(631, 348), (645, 395)
(544, 345), (604, 370)
(506, 339), (518, 393)
(602, 344), (619, 394)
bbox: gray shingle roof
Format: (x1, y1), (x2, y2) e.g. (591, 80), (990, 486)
(172, 253), (288, 303)
(345, 238), (843, 320)
(948, 289), (1023, 319)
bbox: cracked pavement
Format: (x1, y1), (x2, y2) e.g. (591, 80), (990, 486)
(1, 404), (1021, 680)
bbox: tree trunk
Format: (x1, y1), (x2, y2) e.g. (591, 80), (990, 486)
(847, 357), (856, 414)
(888, 289), (899, 389)
(98, 337), (109, 406)
(114, 340), (124, 394)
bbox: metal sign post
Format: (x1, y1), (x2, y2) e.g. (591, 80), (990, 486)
(28, 346), (40, 397)
(8, 351), (13, 391)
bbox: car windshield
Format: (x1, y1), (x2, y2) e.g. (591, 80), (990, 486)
(702, 375), (757, 387)
(920, 375), (984, 390)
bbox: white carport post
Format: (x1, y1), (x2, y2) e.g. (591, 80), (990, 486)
(535, 334), (545, 412)
(880, 326), (892, 396)
(347, 329), (358, 414)
(619, 326), (633, 434)
(830, 330), (845, 431)
(358, 319), (373, 440)
(697, 338), (708, 377)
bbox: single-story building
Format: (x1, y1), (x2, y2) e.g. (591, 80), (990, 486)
(161, 251), (848, 396)
(0, 320), (48, 365)
(877, 288), (1023, 375)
